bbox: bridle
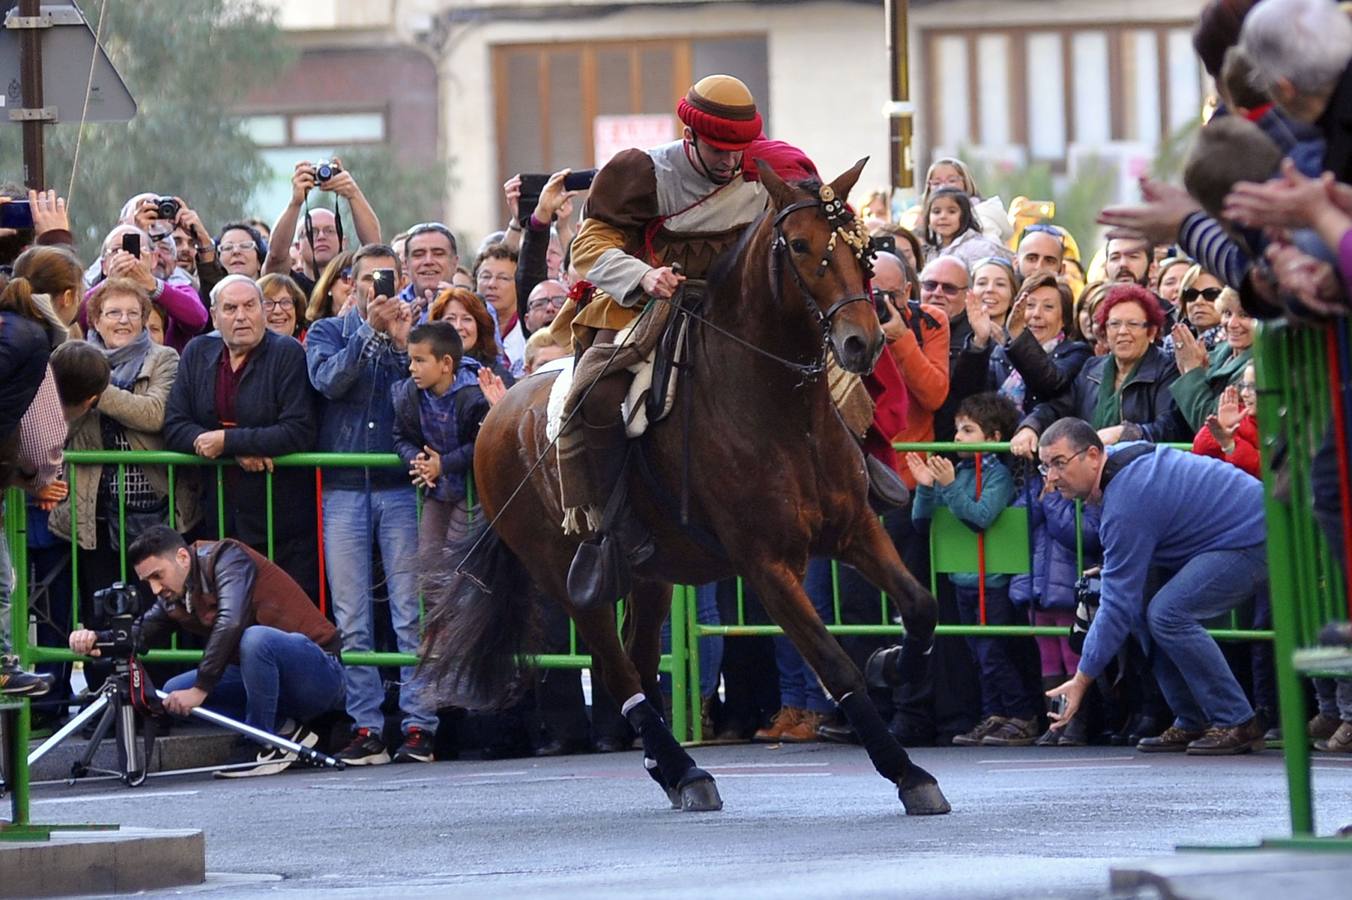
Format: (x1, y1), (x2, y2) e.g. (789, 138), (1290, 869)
(767, 183), (877, 376)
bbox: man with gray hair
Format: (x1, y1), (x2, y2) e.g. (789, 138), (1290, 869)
(1040, 417), (1269, 755)
(1240, 0), (1352, 176)
(164, 274), (320, 599)
(919, 256), (974, 443)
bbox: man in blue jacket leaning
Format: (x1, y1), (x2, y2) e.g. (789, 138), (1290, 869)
(1042, 417), (1267, 754)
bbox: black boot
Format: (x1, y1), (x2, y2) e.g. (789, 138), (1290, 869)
(567, 422), (655, 609)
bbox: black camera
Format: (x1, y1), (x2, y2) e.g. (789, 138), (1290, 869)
(155, 196), (181, 222)
(315, 160), (340, 183)
(1069, 574), (1101, 655)
(92, 582), (140, 660)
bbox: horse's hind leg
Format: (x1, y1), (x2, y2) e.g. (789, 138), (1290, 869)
(744, 558), (950, 816)
(839, 512), (940, 687)
(571, 601), (722, 812)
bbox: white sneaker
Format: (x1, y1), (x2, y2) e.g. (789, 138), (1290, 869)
(214, 725), (319, 779)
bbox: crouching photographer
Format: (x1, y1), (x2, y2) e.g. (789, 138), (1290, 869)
(69, 526), (346, 778)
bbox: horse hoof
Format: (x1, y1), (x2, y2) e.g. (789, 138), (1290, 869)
(677, 769), (723, 812)
(898, 780), (951, 816)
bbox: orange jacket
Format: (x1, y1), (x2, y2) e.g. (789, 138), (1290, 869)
(887, 302), (950, 487)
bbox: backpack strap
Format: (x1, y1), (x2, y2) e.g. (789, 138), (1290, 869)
(1099, 443), (1155, 493)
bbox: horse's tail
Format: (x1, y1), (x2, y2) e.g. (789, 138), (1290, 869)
(417, 512), (538, 710)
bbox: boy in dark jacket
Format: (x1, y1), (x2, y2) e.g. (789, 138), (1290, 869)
(909, 392), (1041, 747)
(393, 320), (490, 553)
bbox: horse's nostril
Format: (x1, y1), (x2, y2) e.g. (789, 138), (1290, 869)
(843, 335), (866, 359)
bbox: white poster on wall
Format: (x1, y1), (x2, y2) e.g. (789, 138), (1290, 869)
(593, 114), (677, 168)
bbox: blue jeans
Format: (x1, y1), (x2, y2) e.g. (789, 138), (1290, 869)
(660, 583), (724, 699)
(953, 582), (1039, 719)
(164, 625), (346, 732)
(772, 558), (835, 714)
(322, 486), (436, 734)
(1144, 545), (1266, 730)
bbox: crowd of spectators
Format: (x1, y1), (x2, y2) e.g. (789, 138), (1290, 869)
(2, 0), (1352, 767)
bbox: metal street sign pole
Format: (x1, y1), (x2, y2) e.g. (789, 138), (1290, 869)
(18, 0), (47, 189)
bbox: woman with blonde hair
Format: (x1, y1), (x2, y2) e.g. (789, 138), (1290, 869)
(306, 250), (356, 324)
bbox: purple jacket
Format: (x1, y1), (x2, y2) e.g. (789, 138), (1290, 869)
(1010, 474), (1102, 610)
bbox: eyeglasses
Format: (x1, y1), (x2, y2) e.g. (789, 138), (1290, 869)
(921, 279), (965, 296)
(219, 240), (257, 254)
(338, 267), (353, 282)
(262, 298), (294, 312)
(307, 226), (338, 239)
(101, 308), (142, 322)
(1104, 319), (1149, 332)
(871, 288), (899, 304)
(1237, 381), (1257, 391)
(1038, 447), (1089, 477)
(527, 294), (566, 311)
(477, 272), (513, 285)
(1180, 286), (1223, 304)
(1019, 223), (1065, 245)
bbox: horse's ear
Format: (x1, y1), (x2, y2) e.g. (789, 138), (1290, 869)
(753, 158), (796, 210)
(828, 157), (870, 207)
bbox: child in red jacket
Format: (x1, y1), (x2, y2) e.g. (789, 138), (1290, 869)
(1192, 361), (1259, 479)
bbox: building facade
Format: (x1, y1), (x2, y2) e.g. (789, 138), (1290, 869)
(249, 0), (1208, 244)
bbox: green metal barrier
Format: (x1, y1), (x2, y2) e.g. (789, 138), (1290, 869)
(682, 440), (1275, 743)
(1255, 320), (1352, 842)
(3, 450), (691, 835)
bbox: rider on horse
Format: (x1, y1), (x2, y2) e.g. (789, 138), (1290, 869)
(563, 75), (911, 608)
(563, 75), (773, 602)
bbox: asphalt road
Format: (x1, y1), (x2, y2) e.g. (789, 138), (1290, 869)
(24, 742), (1352, 898)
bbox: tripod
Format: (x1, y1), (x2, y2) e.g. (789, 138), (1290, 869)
(28, 659), (147, 785)
(27, 658), (346, 786)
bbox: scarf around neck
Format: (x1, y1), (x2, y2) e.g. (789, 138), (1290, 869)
(1092, 353), (1144, 430)
(88, 328), (153, 390)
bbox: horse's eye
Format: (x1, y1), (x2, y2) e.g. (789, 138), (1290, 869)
(789, 238), (811, 255)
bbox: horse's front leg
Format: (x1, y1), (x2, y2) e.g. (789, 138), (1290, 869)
(744, 555), (950, 816)
(569, 601), (722, 812)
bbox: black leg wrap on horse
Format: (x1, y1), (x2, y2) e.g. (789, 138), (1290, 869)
(627, 698), (695, 787)
(839, 691), (909, 781)
(627, 698), (722, 811)
(840, 692), (950, 815)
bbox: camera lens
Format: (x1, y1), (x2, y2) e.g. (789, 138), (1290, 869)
(316, 162), (334, 182)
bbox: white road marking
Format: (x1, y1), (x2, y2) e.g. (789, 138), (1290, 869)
(705, 762), (830, 770)
(978, 756), (1138, 765)
(34, 789), (199, 805)
(988, 764), (1153, 774)
(713, 767), (827, 772)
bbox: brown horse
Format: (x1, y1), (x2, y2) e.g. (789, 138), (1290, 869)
(420, 159), (950, 815)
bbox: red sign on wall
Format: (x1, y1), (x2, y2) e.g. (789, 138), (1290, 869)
(593, 114), (677, 168)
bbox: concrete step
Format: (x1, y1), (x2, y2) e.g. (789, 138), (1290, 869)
(28, 724), (235, 782)
(0, 826), (204, 897)
(1111, 850), (1352, 899)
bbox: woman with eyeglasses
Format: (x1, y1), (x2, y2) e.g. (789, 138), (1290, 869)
(1009, 284), (1186, 458)
(214, 223), (267, 280)
(306, 250), (356, 324)
(1165, 265), (1225, 353)
(257, 273), (308, 341)
(1168, 287), (1255, 432)
(48, 278), (199, 634)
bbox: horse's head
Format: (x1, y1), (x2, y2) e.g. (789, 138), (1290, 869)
(757, 157), (883, 375)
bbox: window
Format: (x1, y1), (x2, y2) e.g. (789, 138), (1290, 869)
(493, 36), (770, 193)
(238, 110), (388, 220)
